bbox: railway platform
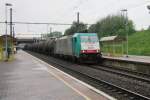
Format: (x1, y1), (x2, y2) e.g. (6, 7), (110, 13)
(0, 50), (115, 100)
(103, 55), (150, 64)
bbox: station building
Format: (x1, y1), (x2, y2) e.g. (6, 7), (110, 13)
(0, 35), (16, 61)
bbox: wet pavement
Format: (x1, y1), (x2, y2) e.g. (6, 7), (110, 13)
(0, 50), (112, 100)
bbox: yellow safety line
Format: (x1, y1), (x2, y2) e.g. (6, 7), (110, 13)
(25, 51), (91, 100)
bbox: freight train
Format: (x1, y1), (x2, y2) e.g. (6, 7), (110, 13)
(25, 33), (102, 63)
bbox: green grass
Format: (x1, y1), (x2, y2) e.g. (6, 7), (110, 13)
(101, 30), (150, 56)
(128, 30), (150, 56)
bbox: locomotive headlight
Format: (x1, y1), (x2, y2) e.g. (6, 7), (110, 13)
(81, 50), (85, 53)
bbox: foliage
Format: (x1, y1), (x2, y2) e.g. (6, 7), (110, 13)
(64, 21), (88, 35)
(128, 30), (150, 56)
(101, 30), (150, 56)
(88, 15), (135, 38)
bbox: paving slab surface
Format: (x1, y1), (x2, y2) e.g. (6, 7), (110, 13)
(0, 50), (112, 100)
(103, 55), (150, 64)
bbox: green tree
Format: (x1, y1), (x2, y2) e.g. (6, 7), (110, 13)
(88, 15), (135, 38)
(64, 21), (87, 35)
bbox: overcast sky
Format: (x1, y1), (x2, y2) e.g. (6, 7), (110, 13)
(0, 0), (150, 37)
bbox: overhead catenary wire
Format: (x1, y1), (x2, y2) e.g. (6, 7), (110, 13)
(0, 21), (72, 25)
(0, 21), (94, 25)
(1, 1), (148, 26)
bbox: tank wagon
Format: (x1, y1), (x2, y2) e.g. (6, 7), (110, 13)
(25, 33), (101, 63)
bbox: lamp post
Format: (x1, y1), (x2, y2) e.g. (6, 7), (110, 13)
(121, 9), (128, 57)
(10, 8), (13, 36)
(5, 3), (12, 61)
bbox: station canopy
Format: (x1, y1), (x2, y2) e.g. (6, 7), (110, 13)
(100, 35), (126, 43)
(0, 35), (17, 43)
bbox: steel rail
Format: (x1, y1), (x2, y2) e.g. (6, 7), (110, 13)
(28, 51), (150, 100)
(89, 65), (150, 83)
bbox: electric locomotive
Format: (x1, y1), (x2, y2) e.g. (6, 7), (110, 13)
(54, 33), (101, 63)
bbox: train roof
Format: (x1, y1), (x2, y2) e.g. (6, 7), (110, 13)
(56, 33), (98, 40)
(56, 35), (73, 40)
(73, 33), (97, 37)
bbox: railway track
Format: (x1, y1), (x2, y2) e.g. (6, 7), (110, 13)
(88, 65), (150, 83)
(27, 51), (150, 100)
(99, 64), (150, 80)
(49, 60), (150, 100)
(101, 58), (150, 78)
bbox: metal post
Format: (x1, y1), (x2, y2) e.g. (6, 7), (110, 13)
(113, 41), (115, 56)
(5, 5), (8, 60)
(49, 27), (52, 37)
(125, 10), (128, 57)
(13, 26), (15, 38)
(77, 12), (79, 24)
(122, 41), (124, 56)
(10, 8), (13, 36)
(121, 9), (128, 57)
(5, 3), (12, 61)
(77, 12), (80, 32)
(46, 24), (49, 38)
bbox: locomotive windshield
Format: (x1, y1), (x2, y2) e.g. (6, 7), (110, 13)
(80, 36), (99, 43)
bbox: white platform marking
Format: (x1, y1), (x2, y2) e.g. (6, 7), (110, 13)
(25, 51), (117, 100)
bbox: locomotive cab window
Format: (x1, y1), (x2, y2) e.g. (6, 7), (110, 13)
(80, 36), (98, 43)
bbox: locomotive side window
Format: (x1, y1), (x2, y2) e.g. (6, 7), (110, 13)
(74, 38), (77, 42)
